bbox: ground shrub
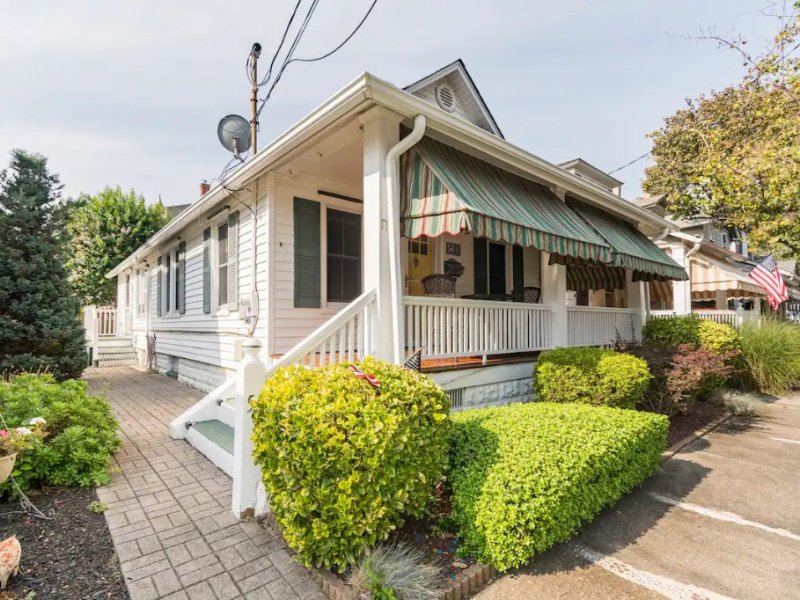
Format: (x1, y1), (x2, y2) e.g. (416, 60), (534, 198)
(0, 374), (120, 492)
(347, 543), (445, 600)
(251, 358), (450, 572)
(642, 316), (739, 356)
(738, 319), (800, 395)
(534, 347), (651, 409)
(448, 402), (667, 571)
(631, 344), (736, 416)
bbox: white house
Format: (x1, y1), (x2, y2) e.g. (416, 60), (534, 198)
(104, 61), (686, 514)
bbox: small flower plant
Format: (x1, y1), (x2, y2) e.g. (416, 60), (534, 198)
(0, 417), (46, 458)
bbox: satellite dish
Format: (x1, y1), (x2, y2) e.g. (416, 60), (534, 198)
(217, 114), (251, 156)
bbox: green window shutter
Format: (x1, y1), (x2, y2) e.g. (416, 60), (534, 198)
(178, 241), (186, 314)
(512, 245), (524, 296)
(474, 238), (487, 295)
(203, 228), (211, 314)
(156, 256), (163, 317)
(227, 211), (240, 312)
(293, 198), (321, 308)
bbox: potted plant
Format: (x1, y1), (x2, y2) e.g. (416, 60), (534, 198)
(0, 418), (45, 484)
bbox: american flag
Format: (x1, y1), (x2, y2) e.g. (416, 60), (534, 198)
(749, 255), (789, 311)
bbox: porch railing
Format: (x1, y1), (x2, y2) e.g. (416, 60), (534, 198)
(96, 306), (117, 337)
(403, 296), (552, 360)
(650, 309), (759, 328)
(567, 307), (638, 347)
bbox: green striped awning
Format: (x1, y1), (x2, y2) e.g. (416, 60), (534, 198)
(401, 136), (612, 263)
(567, 199), (688, 281)
(566, 262), (626, 291)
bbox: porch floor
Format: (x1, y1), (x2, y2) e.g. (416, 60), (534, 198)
(270, 351), (543, 373)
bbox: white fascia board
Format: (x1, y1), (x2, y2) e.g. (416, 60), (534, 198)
(366, 76), (674, 231)
(106, 74), (375, 279)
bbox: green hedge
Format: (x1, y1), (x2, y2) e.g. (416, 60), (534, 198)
(534, 347), (651, 409)
(448, 402), (668, 570)
(0, 374), (120, 492)
(642, 316), (739, 354)
(251, 358), (450, 571)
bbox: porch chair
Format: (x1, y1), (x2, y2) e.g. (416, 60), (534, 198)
(523, 286), (541, 303)
(422, 274), (457, 298)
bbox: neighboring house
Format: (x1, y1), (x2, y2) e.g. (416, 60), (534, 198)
(636, 194), (800, 322)
(103, 60), (686, 482)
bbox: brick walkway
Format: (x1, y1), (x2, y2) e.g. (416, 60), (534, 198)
(86, 367), (324, 600)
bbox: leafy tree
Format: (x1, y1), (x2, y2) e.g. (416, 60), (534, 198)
(643, 7), (800, 258)
(0, 150), (86, 379)
(67, 187), (167, 305)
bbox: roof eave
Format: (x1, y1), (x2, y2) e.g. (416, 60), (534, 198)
(368, 76), (673, 232)
(106, 73), (375, 279)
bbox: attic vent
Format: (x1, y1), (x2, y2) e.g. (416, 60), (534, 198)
(435, 85), (456, 112)
(447, 387), (465, 409)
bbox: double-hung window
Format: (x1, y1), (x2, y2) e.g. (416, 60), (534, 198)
(326, 209), (362, 303)
(164, 253), (172, 312)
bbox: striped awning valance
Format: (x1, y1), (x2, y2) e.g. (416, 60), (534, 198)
(649, 279), (674, 303)
(691, 253), (764, 298)
(401, 136), (612, 263)
(567, 199), (688, 281)
(566, 262), (626, 291)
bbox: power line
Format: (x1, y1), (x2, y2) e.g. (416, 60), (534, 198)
(256, 0), (379, 118)
(608, 151), (651, 175)
(252, 0), (303, 88)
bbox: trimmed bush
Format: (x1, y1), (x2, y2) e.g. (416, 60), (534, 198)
(448, 402), (668, 570)
(534, 347), (651, 409)
(251, 358), (450, 571)
(642, 316), (739, 355)
(0, 374), (120, 492)
(739, 319), (800, 395)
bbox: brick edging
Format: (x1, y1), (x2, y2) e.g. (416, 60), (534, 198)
(310, 561), (497, 600)
(661, 412), (731, 462)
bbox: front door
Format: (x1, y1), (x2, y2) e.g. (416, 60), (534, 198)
(406, 236), (434, 296)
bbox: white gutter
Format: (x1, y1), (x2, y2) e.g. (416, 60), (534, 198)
(385, 114), (426, 364)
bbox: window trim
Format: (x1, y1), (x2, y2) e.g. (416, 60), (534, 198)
(159, 244), (182, 318)
(325, 206), (362, 304)
(212, 216), (230, 316)
(136, 268), (147, 318)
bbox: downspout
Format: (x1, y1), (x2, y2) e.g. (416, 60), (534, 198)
(386, 114), (426, 364)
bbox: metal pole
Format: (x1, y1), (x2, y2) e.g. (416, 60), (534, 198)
(250, 42), (261, 155)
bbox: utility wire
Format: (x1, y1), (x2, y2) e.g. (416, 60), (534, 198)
(252, 0), (303, 88)
(608, 151), (651, 175)
(256, 0), (378, 118)
(257, 0), (321, 117)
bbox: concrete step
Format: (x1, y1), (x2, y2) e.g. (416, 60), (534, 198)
(185, 419), (233, 477)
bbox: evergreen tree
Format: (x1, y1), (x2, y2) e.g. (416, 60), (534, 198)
(0, 150), (86, 379)
(67, 187), (167, 306)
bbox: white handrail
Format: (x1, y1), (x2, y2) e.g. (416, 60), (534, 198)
(403, 296), (552, 360)
(270, 289), (377, 369)
(567, 306), (638, 347)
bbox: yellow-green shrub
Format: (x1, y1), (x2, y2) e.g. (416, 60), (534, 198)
(698, 320), (740, 354)
(534, 347), (651, 409)
(642, 316), (739, 355)
(448, 403), (667, 570)
(251, 358), (450, 572)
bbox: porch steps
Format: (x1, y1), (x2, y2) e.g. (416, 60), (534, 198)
(95, 337), (138, 368)
(185, 419), (234, 476)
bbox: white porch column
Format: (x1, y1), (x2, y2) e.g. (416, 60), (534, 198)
(362, 108), (402, 361)
(231, 339), (266, 519)
(625, 269), (647, 341)
(670, 242), (692, 315)
(541, 252), (568, 347)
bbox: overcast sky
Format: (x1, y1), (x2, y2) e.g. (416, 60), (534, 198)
(0, 1), (779, 206)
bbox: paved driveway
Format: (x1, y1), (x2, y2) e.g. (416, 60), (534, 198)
(476, 393), (800, 600)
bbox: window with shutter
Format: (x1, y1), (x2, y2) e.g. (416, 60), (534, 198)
(512, 245), (524, 298)
(227, 211), (239, 311)
(326, 209), (361, 302)
(474, 238), (487, 295)
(217, 223), (229, 308)
(177, 241), (186, 314)
(294, 198), (321, 308)
(156, 256), (163, 317)
(202, 228), (211, 314)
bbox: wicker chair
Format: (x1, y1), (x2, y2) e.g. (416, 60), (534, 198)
(523, 286), (541, 303)
(422, 274), (457, 298)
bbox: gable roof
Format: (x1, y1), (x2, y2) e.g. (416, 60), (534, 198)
(559, 158), (623, 188)
(404, 59), (504, 138)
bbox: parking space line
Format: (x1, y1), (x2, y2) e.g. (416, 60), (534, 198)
(769, 436), (800, 446)
(648, 492), (800, 542)
(572, 544), (735, 600)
